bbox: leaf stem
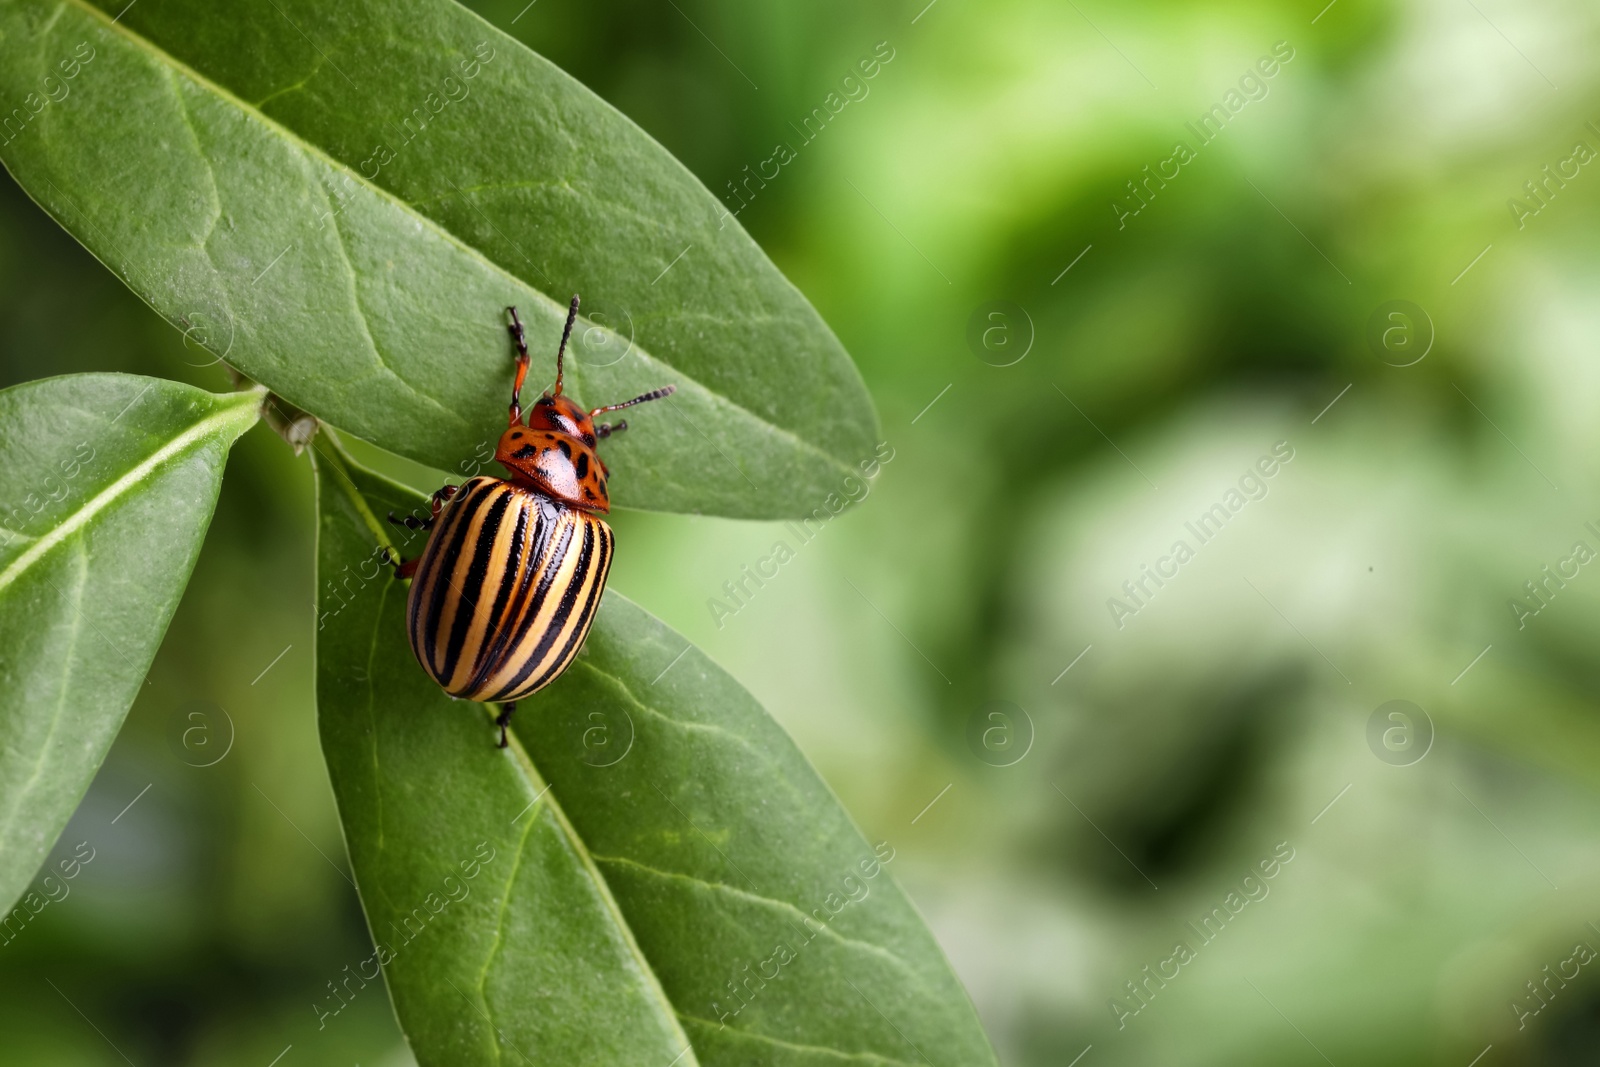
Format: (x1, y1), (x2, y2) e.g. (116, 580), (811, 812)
(309, 429), (397, 556)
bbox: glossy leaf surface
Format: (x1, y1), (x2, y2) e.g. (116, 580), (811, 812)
(0, 0), (878, 518)
(315, 447), (996, 1066)
(0, 373), (259, 914)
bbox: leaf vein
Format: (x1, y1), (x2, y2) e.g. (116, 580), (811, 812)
(252, 61), (324, 109)
(591, 853), (927, 983)
(571, 655), (815, 812)
(476, 798), (539, 1046)
(676, 1011), (923, 1066)
(163, 67), (225, 254)
(54, 0), (860, 480)
(322, 199), (468, 430)
(571, 658), (762, 755)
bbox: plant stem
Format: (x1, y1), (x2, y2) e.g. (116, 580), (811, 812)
(309, 429), (397, 556)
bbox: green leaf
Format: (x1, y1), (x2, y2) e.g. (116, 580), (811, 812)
(0, 373), (260, 914)
(315, 445), (997, 1067)
(0, 0), (879, 519)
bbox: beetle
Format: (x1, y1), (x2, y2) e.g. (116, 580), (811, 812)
(388, 295), (674, 746)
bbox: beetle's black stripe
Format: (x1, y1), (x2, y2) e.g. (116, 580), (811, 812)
(466, 495), (549, 694)
(452, 485), (563, 693)
(416, 479), (493, 673)
(425, 480), (580, 698)
(474, 515), (583, 703)
(403, 476), (613, 704)
(461, 494), (528, 691)
(506, 518), (597, 691)
(521, 520), (612, 696)
(411, 482), (469, 671)
(485, 515), (606, 702)
(484, 513), (578, 681)
(466, 495), (571, 696)
(502, 496), (563, 637)
(410, 478), (505, 684)
(439, 487), (512, 680)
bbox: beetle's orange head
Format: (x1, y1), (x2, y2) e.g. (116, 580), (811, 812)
(495, 420), (609, 511)
(493, 296), (676, 511)
(527, 392), (596, 445)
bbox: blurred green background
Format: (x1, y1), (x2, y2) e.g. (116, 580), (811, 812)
(5, 0), (1600, 1063)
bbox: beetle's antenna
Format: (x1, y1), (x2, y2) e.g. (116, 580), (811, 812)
(590, 384), (676, 416)
(553, 294), (580, 397)
(506, 306), (530, 426)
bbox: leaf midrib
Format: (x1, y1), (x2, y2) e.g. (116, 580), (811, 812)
(54, 0), (860, 482)
(315, 438), (699, 1065)
(0, 386), (262, 597)
(0, 543), (89, 848)
(493, 723), (699, 1065)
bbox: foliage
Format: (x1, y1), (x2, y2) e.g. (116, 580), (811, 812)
(316, 446), (993, 1065)
(5, 0), (1598, 1064)
(0, 375), (258, 915)
(0, 0), (875, 519)
(0, 0), (1000, 1064)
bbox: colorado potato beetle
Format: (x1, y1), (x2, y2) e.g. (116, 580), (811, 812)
(389, 296), (674, 746)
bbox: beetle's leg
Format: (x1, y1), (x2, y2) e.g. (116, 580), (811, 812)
(385, 484), (457, 533)
(508, 298), (580, 422)
(431, 484), (459, 517)
(386, 538), (421, 576)
(507, 307), (531, 426)
(594, 419), (628, 439)
(495, 701), (517, 748)
(382, 519), (423, 577)
(386, 484), (457, 578)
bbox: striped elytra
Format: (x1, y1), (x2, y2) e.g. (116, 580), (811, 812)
(405, 477), (613, 703)
(389, 295), (674, 746)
